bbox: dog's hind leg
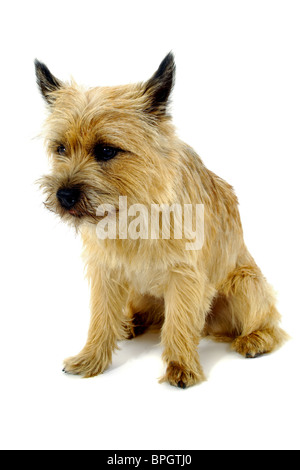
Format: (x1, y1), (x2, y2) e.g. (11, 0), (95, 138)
(216, 251), (288, 357)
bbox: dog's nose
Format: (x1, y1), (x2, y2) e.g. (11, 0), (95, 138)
(57, 187), (80, 209)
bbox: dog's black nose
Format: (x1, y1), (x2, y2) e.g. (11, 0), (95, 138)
(57, 187), (80, 209)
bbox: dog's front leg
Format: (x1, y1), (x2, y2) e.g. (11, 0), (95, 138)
(63, 266), (127, 377)
(160, 266), (216, 388)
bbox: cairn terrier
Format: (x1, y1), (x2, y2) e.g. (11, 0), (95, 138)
(35, 53), (287, 388)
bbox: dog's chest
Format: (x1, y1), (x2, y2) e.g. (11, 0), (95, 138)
(124, 265), (166, 298)
(84, 230), (169, 298)
(119, 260), (167, 297)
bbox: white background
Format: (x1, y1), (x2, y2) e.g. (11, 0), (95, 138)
(0, 0), (299, 450)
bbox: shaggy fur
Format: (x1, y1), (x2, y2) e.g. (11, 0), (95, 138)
(35, 53), (288, 388)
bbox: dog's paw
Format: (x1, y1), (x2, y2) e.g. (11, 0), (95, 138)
(159, 361), (206, 389)
(63, 350), (109, 378)
(231, 328), (287, 358)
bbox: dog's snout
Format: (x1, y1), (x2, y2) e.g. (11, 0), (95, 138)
(57, 187), (80, 209)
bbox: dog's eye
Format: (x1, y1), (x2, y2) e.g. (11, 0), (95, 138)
(57, 145), (66, 156)
(94, 144), (119, 162)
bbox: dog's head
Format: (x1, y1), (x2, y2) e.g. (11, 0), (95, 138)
(35, 53), (177, 228)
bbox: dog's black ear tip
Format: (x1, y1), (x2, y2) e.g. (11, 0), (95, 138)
(34, 59), (62, 104)
(162, 51), (176, 69)
(34, 59), (53, 81)
(34, 58), (45, 73)
(143, 51), (176, 117)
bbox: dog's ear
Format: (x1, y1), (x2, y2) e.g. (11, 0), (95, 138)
(143, 52), (175, 117)
(34, 59), (63, 105)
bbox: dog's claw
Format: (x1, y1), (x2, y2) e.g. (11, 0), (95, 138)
(177, 380), (187, 389)
(246, 352), (265, 359)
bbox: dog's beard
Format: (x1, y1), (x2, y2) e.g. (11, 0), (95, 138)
(38, 174), (110, 230)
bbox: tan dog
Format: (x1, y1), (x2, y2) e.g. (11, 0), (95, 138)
(35, 53), (287, 388)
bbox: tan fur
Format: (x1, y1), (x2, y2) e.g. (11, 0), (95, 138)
(36, 54), (288, 388)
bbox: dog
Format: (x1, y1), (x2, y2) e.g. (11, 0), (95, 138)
(35, 52), (287, 388)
